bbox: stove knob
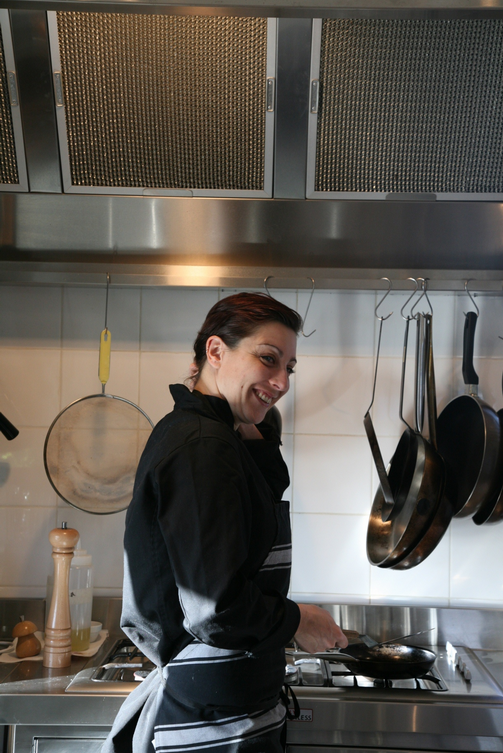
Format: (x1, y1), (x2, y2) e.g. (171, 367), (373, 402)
(463, 667), (472, 682)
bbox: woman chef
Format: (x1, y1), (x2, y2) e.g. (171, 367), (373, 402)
(103, 292), (347, 753)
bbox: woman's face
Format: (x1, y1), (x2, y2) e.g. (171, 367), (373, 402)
(208, 321), (297, 427)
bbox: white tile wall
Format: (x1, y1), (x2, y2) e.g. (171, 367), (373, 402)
(1, 285), (503, 608)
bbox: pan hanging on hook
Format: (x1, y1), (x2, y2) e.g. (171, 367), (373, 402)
(44, 275), (154, 515)
(264, 275), (316, 337)
(436, 279), (502, 518)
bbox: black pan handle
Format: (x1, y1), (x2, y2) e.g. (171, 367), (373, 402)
(0, 412), (19, 441)
(462, 311), (479, 388)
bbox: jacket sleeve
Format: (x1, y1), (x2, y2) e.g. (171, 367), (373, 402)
(154, 436), (300, 654)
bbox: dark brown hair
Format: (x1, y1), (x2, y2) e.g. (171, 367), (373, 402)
(191, 292), (302, 381)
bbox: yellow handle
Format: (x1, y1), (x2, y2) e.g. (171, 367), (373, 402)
(99, 328), (111, 385)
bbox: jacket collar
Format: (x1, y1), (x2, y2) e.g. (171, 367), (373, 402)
(169, 383), (235, 430)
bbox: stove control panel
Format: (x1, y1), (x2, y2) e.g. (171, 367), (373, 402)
(446, 642), (472, 683)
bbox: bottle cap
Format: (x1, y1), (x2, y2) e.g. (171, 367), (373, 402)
(71, 547), (92, 567)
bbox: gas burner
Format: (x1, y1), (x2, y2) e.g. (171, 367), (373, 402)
(327, 665), (448, 691)
(286, 656), (448, 690)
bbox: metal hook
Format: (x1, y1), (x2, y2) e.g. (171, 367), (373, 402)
(400, 278), (419, 320)
(410, 278), (433, 318)
(375, 277), (393, 321)
(263, 275), (316, 337)
(463, 278), (480, 318)
(300, 277), (316, 337)
(263, 275), (273, 298)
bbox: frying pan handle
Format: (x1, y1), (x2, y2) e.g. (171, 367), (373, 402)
(425, 315), (438, 450)
(462, 311), (479, 389)
(415, 315), (427, 433)
(364, 411), (395, 519)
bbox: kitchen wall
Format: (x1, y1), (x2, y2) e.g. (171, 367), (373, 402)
(1, 283), (503, 609)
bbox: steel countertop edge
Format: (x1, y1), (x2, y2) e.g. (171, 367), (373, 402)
(1, 643), (503, 729)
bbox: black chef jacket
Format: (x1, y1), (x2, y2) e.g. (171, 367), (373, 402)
(121, 385), (300, 692)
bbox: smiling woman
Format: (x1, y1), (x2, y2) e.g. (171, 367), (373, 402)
(103, 292), (347, 753)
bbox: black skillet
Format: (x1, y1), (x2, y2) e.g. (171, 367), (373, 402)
(472, 368), (503, 525)
(292, 644), (437, 680)
(437, 311), (502, 518)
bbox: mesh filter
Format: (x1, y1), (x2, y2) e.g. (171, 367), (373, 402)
(0, 28), (19, 184)
(56, 12), (267, 191)
(316, 19), (503, 194)
(44, 395), (153, 514)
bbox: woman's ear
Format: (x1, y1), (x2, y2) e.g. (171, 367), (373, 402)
(205, 336), (226, 370)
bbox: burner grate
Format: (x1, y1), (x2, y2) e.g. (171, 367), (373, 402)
(328, 665), (448, 691)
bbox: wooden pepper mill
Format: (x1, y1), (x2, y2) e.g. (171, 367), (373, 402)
(43, 522), (80, 668)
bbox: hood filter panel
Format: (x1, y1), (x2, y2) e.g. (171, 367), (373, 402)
(315, 19), (503, 195)
(56, 12), (267, 191)
(0, 28), (19, 185)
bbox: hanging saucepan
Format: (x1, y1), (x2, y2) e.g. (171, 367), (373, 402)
(472, 365), (503, 525)
(436, 306), (501, 518)
(367, 292), (446, 568)
(43, 276), (154, 514)
(291, 644), (437, 680)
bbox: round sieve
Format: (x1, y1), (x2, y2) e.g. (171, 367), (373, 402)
(44, 394), (153, 514)
(43, 276), (154, 514)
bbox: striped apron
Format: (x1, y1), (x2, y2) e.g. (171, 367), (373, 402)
(153, 499), (293, 753)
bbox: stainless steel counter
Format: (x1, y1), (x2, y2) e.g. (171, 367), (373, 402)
(0, 635), (127, 726)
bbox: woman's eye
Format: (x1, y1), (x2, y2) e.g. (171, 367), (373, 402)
(287, 366), (295, 376)
(261, 355), (275, 365)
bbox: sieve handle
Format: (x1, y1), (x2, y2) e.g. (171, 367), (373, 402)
(99, 328), (111, 387)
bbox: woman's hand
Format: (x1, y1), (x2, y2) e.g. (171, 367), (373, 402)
(294, 604), (348, 654)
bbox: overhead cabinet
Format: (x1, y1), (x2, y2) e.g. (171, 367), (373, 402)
(0, 9), (28, 192)
(48, 12), (277, 197)
(307, 18), (503, 201)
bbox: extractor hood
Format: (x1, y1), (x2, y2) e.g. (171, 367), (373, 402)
(2, 3), (503, 291)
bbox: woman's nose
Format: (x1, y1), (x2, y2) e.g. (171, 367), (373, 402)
(271, 369), (289, 393)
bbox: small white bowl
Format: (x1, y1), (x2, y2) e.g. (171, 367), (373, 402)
(90, 621), (102, 642)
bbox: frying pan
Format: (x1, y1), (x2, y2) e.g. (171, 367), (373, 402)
(437, 311), (502, 518)
(290, 644), (437, 680)
(43, 277), (154, 515)
(367, 313), (446, 568)
(389, 314), (454, 569)
(472, 369), (503, 525)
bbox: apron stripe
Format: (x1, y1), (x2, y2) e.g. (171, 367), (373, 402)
(259, 545), (292, 571)
(154, 703), (286, 752)
(170, 643), (249, 667)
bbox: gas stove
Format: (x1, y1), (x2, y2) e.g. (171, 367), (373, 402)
(286, 644), (503, 751)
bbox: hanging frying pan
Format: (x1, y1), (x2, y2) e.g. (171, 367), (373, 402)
(388, 314), (454, 569)
(436, 310), (501, 518)
(367, 309), (446, 569)
(472, 367), (503, 525)
(43, 276), (154, 514)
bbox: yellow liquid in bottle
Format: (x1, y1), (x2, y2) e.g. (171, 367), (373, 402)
(71, 627), (91, 651)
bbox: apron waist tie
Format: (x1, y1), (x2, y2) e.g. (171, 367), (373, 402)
(280, 684), (300, 720)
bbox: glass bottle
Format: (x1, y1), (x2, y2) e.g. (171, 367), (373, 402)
(69, 544), (93, 652)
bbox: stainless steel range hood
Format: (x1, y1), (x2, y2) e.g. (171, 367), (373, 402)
(2, 4), (503, 291)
